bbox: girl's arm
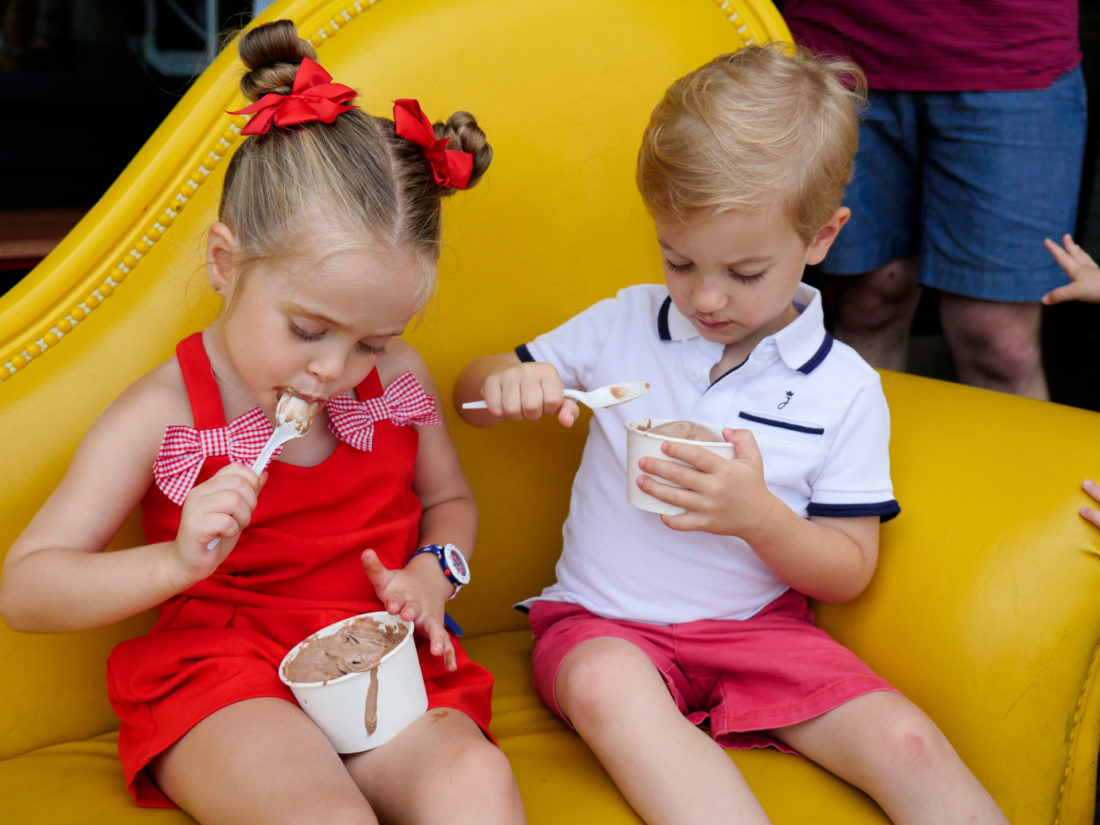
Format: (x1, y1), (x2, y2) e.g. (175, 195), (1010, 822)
(366, 342), (479, 668)
(0, 365), (262, 632)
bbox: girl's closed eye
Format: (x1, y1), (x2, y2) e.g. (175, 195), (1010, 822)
(289, 321), (324, 341)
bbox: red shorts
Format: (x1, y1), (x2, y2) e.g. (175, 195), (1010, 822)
(529, 589), (897, 752)
(109, 622), (494, 808)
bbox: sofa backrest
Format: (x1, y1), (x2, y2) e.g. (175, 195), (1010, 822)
(0, 0), (789, 757)
(5, 5), (1100, 823)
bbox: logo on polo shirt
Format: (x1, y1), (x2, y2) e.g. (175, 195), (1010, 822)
(778, 391), (793, 409)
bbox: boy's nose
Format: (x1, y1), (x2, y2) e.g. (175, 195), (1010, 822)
(691, 277), (727, 312)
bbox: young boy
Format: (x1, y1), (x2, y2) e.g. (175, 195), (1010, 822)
(455, 45), (1006, 824)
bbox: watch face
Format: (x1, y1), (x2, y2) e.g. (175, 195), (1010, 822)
(444, 545), (471, 584)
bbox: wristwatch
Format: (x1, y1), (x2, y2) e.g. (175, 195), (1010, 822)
(413, 543), (471, 598)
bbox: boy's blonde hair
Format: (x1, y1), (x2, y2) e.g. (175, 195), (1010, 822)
(637, 43), (866, 244)
(219, 20), (493, 308)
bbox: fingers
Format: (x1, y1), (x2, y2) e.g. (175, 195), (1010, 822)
(556, 399), (580, 428)
(1044, 236), (1077, 274)
(361, 548), (392, 586)
(481, 363), (566, 421)
(1042, 283), (1079, 305)
(182, 464), (263, 546)
(424, 616), (458, 671)
(361, 549), (408, 616)
(1043, 236), (1100, 305)
(1084, 479), (1100, 506)
(1081, 508), (1100, 530)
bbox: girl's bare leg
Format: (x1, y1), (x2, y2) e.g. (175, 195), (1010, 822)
(151, 697), (378, 825)
(345, 708), (526, 825)
(555, 637), (770, 825)
(772, 691), (1008, 824)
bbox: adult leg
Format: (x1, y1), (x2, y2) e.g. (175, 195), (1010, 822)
(938, 294), (1048, 399)
(824, 256), (921, 371)
(345, 708), (526, 825)
(555, 637), (770, 825)
(918, 71), (1086, 400)
(151, 697), (379, 825)
(771, 691), (1007, 824)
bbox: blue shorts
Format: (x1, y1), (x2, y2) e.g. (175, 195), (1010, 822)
(821, 67), (1087, 302)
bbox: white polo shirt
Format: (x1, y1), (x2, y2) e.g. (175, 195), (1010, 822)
(518, 282), (899, 625)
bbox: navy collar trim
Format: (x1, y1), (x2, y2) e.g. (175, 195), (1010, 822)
(658, 295), (832, 375)
(797, 334), (833, 374)
(657, 296), (673, 341)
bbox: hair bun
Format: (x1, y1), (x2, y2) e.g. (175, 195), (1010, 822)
(237, 20), (318, 101)
(437, 111), (493, 192)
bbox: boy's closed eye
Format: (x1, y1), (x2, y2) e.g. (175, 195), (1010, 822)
(727, 268), (766, 284)
(662, 258), (766, 284)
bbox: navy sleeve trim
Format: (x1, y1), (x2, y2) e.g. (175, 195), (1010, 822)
(807, 500), (901, 523)
(515, 344), (535, 362)
(738, 411), (825, 435)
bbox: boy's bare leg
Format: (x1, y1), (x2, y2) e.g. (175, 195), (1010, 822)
(772, 691), (1008, 824)
(556, 637), (770, 825)
(151, 697), (379, 825)
(346, 708), (527, 825)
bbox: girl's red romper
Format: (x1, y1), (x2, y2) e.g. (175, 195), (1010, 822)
(107, 333), (494, 807)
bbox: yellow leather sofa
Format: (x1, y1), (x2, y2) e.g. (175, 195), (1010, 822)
(2, 1), (1099, 822)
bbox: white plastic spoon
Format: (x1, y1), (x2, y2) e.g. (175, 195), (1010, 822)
(205, 392), (319, 550)
(462, 381), (651, 410)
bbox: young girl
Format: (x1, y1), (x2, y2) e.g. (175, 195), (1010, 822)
(455, 45), (1007, 824)
(0, 20), (526, 825)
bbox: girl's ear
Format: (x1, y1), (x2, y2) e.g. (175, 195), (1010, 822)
(207, 222), (239, 296)
(805, 207), (851, 266)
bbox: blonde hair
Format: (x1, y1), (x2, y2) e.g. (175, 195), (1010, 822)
(219, 20), (493, 307)
(637, 43), (865, 244)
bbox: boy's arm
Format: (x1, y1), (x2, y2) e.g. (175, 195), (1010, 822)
(453, 351), (579, 427)
(639, 427), (879, 603)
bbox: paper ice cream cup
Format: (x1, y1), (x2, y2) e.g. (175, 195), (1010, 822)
(279, 611), (427, 754)
(625, 418), (734, 515)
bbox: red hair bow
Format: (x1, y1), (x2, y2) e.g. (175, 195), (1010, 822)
(229, 57), (357, 136)
(393, 98), (473, 190)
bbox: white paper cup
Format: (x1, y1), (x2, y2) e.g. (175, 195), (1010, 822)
(279, 611), (427, 754)
(625, 418), (734, 515)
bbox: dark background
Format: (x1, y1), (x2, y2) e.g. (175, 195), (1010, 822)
(2, 1), (1099, 409)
